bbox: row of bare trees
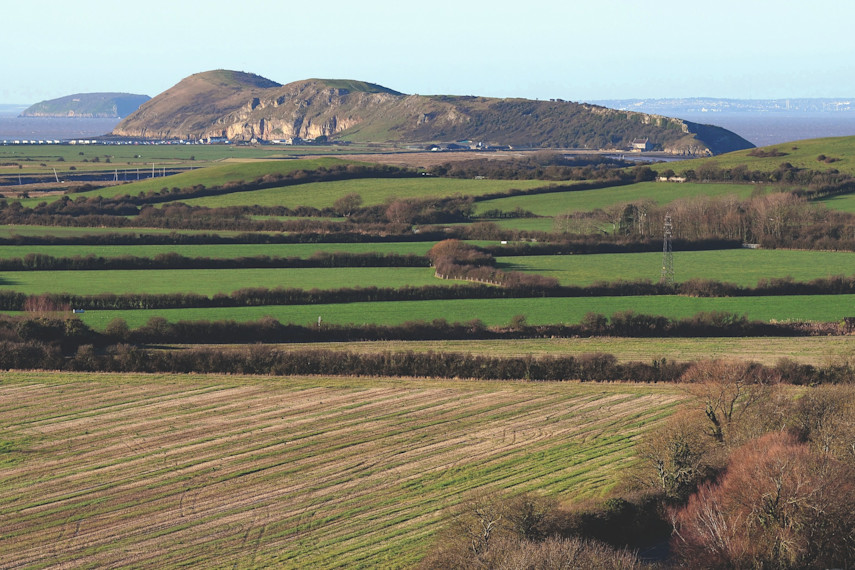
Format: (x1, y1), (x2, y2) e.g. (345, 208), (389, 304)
(427, 239), (561, 288)
(555, 191), (855, 247)
(636, 362), (855, 568)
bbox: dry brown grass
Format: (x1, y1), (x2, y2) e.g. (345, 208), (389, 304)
(185, 336), (855, 367)
(0, 371), (683, 568)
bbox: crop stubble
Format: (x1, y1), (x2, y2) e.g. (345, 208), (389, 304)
(0, 372), (682, 568)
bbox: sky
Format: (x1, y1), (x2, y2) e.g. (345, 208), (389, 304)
(2, 0), (854, 105)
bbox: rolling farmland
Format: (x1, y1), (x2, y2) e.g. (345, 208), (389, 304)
(171, 177), (552, 209)
(2, 138), (855, 567)
(474, 181), (758, 216)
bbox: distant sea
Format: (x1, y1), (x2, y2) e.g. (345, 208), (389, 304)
(678, 113), (855, 147)
(2, 108), (855, 148)
(0, 108), (121, 141)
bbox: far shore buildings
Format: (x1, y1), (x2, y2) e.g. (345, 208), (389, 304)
(631, 137), (651, 151)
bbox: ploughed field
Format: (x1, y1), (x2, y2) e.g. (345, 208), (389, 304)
(0, 372), (683, 569)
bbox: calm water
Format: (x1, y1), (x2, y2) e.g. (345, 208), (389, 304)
(679, 113), (855, 147)
(2, 111), (855, 147)
(0, 112), (121, 141)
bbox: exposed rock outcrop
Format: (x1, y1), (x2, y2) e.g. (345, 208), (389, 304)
(112, 70), (754, 155)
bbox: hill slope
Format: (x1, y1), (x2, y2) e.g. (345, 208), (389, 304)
(113, 70), (753, 155)
(21, 93), (150, 118)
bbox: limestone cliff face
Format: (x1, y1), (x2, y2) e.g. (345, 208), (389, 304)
(210, 85), (402, 141)
(114, 75), (404, 142)
(112, 70), (754, 155)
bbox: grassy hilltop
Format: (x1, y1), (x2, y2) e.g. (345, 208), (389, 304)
(112, 69), (754, 154)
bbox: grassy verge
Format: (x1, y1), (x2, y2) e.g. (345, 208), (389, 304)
(250, 337), (855, 366)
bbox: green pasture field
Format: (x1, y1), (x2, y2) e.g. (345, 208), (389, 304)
(0, 224), (261, 239)
(0, 144), (380, 176)
(0, 267), (453, 295)
(0, 371), (683, 568)
(483, 217), (558, 232)
(497, 249), (855, 287)
(15, 157), (358, 206)
(263, 336), (855, 366)
(817, 192), (855, 213)
(0, 241), (439, 260)
(1, 142), (272, 167)
(655, 136), (855, 177)
(69, 294), (855, 330)
(167, 177), (554, 209)
(474, 181), (758, 216)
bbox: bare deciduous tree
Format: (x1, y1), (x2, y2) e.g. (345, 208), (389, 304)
(671, 432), (855, 569)
(679, 360), (772, 446)
(634, 409), (721, 502)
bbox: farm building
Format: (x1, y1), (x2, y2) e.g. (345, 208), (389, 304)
(631, 138), (652, 151)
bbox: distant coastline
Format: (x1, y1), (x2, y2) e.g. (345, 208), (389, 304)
(592, 97), (855, 115)
(0, 115), (122, 141)
(2, 101), (855, 147)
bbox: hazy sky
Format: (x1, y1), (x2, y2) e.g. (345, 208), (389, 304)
(3, 0), (853, 104)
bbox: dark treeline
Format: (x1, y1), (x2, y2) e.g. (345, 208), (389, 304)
(0, 341), (686, 382)
(0, 251), (429, 272)
(428, 239), (561, 288)
(119, 311), (806, 343)
(427, 152), (651, 181)
(480, 236), (743, 256)
(560, 191), (855, 251)
(667, 157), (855, 198)
(0, 228), (741, 253)
(0, 229), (447, 247)
(1, 335), (853, 385)
(0, 310), (837, 352)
